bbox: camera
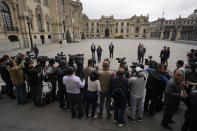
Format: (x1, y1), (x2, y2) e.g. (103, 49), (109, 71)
(145, 56), (158, 69)
(55, 52), (67, 63)
(116, 57), (126, 64)
(26, 51), (35, 60)
(37, 56), (49, 67)
(130, 62), (138, 69)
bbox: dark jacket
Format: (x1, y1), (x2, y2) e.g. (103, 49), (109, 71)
(111, 76), (129, 101)
(24, 66), (42, 87)
(145, 71), (168, 95)
(164, 78), (184, 105)
(184, 92), (197, 123)
(0, 64), (13, 84)
(33, 47), (39, 54)
(91, 45), (96, 52)
(57, 67), (67, 89)
(109, 44), (114, 52)
(97, 47), (102, 56)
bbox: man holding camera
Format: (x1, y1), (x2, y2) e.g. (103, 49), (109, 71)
(98, 61), (114, 118)
(24, 59), (42, 107)
(57, 61), (70, 111)
(8, 57), (27, 105)
(46, 59), (58, 101)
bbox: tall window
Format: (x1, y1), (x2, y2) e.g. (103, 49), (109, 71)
(0, 2), (13, 31)
(43, 0), (48, 6)
(46, 22), (50, 32)
(135, 27), (140, 33)
(37, 14), (42, 31)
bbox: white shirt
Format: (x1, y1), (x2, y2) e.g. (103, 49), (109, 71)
(88, 77), (101, 92)
(63, 75), (85, 94)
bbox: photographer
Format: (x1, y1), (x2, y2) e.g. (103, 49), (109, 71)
(98, 61), (114, 118)
(0, 57), (15, 99)
(46, 59), (58, 101)
(24, 59), (42, 107)
(57, 61), (70, 111)
(128, 67), (147, 122)
(8, 57), (27, 105)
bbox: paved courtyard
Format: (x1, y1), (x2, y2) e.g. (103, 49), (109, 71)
(0, 39), (196, 131)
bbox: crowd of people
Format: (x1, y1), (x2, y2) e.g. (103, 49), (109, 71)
(0, 43), (197, 131)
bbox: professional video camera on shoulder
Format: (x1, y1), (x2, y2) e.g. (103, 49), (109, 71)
(37, 56), (49, 67)
(55, 52), (67, 63)
(26, 51), (35, 60)
(68, 54), (84, 66)
(145, 56), (158, 69)
(116, 57), (126, 64)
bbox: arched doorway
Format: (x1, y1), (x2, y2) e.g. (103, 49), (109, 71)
(105, 28), (110, 37)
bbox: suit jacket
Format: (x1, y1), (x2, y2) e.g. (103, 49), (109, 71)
(164, 78), (183, 105)
(109, 45), (114, 52)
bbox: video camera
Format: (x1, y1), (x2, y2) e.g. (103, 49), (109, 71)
(55, 52), (67, 63)
(37, 56), (49, 67)
(187, 49), (197, 63)
(68, 54), (84, 67)
(145, 56), (158, 69)
(116, 57), (126, 64)
(26, 51), (35, 60)
(130, 62), (138, 69)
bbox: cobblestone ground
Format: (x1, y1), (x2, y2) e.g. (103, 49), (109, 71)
(0, 39), (196, 131)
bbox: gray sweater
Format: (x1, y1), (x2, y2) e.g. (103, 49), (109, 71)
(129, 76), (147, 96)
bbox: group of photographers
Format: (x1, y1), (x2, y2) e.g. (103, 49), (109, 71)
(0, 46), (197, 130)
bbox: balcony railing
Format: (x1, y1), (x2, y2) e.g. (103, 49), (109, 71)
(3, 26), (19, 32)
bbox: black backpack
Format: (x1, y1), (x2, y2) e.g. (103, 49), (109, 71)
(111, 78), (126, 101)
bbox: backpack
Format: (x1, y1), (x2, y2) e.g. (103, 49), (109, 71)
(111, 78), (126, 101)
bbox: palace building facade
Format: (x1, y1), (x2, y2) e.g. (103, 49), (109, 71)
(0, 0), (83, 51)
(149, 9), (197, 41)
(0, 0), (196, 51)
(82, 15), (149, 39)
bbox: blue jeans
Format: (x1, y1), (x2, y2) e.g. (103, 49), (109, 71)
(15, 83), (27, 104)
(130, 95), (145, 119)
(99, 92), (111, 115)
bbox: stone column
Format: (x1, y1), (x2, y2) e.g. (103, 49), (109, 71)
(160, 31), (164, 39)
(168, 30), (173, 40)
(175, 29), (181, 41)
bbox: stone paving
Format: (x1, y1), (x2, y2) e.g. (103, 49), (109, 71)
(0, 39), (196, 131)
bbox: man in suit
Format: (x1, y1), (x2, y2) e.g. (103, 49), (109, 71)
(91, 43), (96, 59)
(161, 69), (187, 130)
(109, 42), (114, 58)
